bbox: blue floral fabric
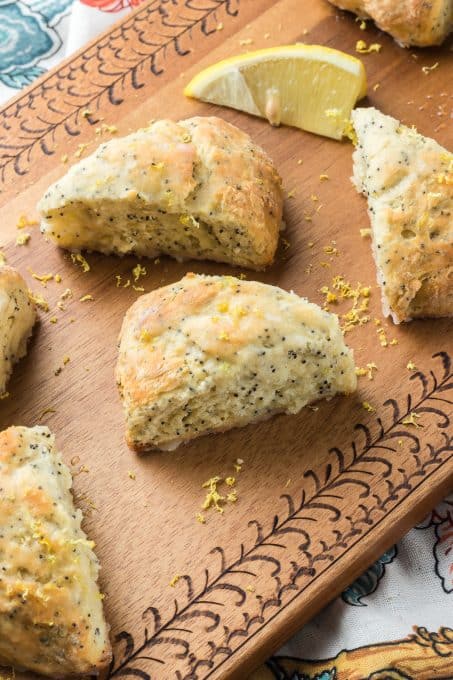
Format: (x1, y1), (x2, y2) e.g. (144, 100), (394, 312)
(341, 545), (398, 606)
(0, 0), (72, 90)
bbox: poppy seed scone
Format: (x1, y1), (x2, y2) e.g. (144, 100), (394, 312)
(38, 117), (283, 269)
(328, 0), (452, 47)
(0, 266), (36, 395)
(116, 274), (357, 451)
(0, 426), (111, 676)
(352, 107), (453, 323)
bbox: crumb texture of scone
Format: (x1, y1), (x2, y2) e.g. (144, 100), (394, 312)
(328, 0), (452, 46)
(38, 117), (283, 270)
(0, 426), (111, 676)
(0, 266), (36, 395)
(116, 274), (357, 451)
(352, 107), (452, 323)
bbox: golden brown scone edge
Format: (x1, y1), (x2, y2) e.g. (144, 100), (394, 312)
(328, 0), (453, 46)
(0, 426), (111, 676)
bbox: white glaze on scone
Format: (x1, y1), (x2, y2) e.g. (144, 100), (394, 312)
(116, 274), (357, 451)
(38, 117), (283, 270)
(352, 107), (452, 323)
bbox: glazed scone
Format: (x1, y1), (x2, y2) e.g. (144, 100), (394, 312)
(0, 266), (36, 395)
(328, 0), (452, 46)
(38, 117), (283, 270)
(352, 107), (452, 323)
(116, 274), (357, 451)
(0, 426), (111, 676)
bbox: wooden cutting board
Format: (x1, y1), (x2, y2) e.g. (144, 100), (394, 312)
(1, 1), (452, 678)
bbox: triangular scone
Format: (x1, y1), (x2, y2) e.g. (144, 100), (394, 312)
(38, 117), (283, 270)
(0, 426), (111, 675)
(352, 107), (453, 323)
(116, 274), (357, 451)
(0, 266), (36, 395)
(328, 0), (453, 47)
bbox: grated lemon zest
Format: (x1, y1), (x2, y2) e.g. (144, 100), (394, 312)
(201, 477), (225, 513)
(377, 327), (388, 347)
(132, 263), (147, 282)
(402, 412), (423, 428)
(16, 214), (38, 229)
(356, 40), (382, 54)
(74, 143), (89, 158)
(95, 123), (118, 135)
(28, 290), (49, 312)
(31, 272), (54, 286)
(16, 233), (31, 246)
(71, 253), (90, 272)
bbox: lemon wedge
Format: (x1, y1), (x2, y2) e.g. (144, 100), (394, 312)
(184, 44), (367, 140)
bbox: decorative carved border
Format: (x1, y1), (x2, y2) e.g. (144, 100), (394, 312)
(107, 352), (453, 679)
(0, 0), (239, 184)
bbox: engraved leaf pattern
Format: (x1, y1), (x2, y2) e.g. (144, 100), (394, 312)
(106, 352), (453, 678)
(0, 0), (239, 184)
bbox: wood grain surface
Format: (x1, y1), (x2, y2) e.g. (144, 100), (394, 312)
(0, 1), (452, 679)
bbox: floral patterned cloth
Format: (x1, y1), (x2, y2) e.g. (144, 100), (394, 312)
(0, 3), (452, 678)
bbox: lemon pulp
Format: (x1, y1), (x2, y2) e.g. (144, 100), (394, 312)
(184, 44), (367, 140)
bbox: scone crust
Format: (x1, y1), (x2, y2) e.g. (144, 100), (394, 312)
(38, 117), (283, 269)
(328, 0), (453, 46)
(116, 273), (357, 451)
(0, 426), (111, 676)
(352, 107), (453, 322)
(0, 266), (36, 394)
